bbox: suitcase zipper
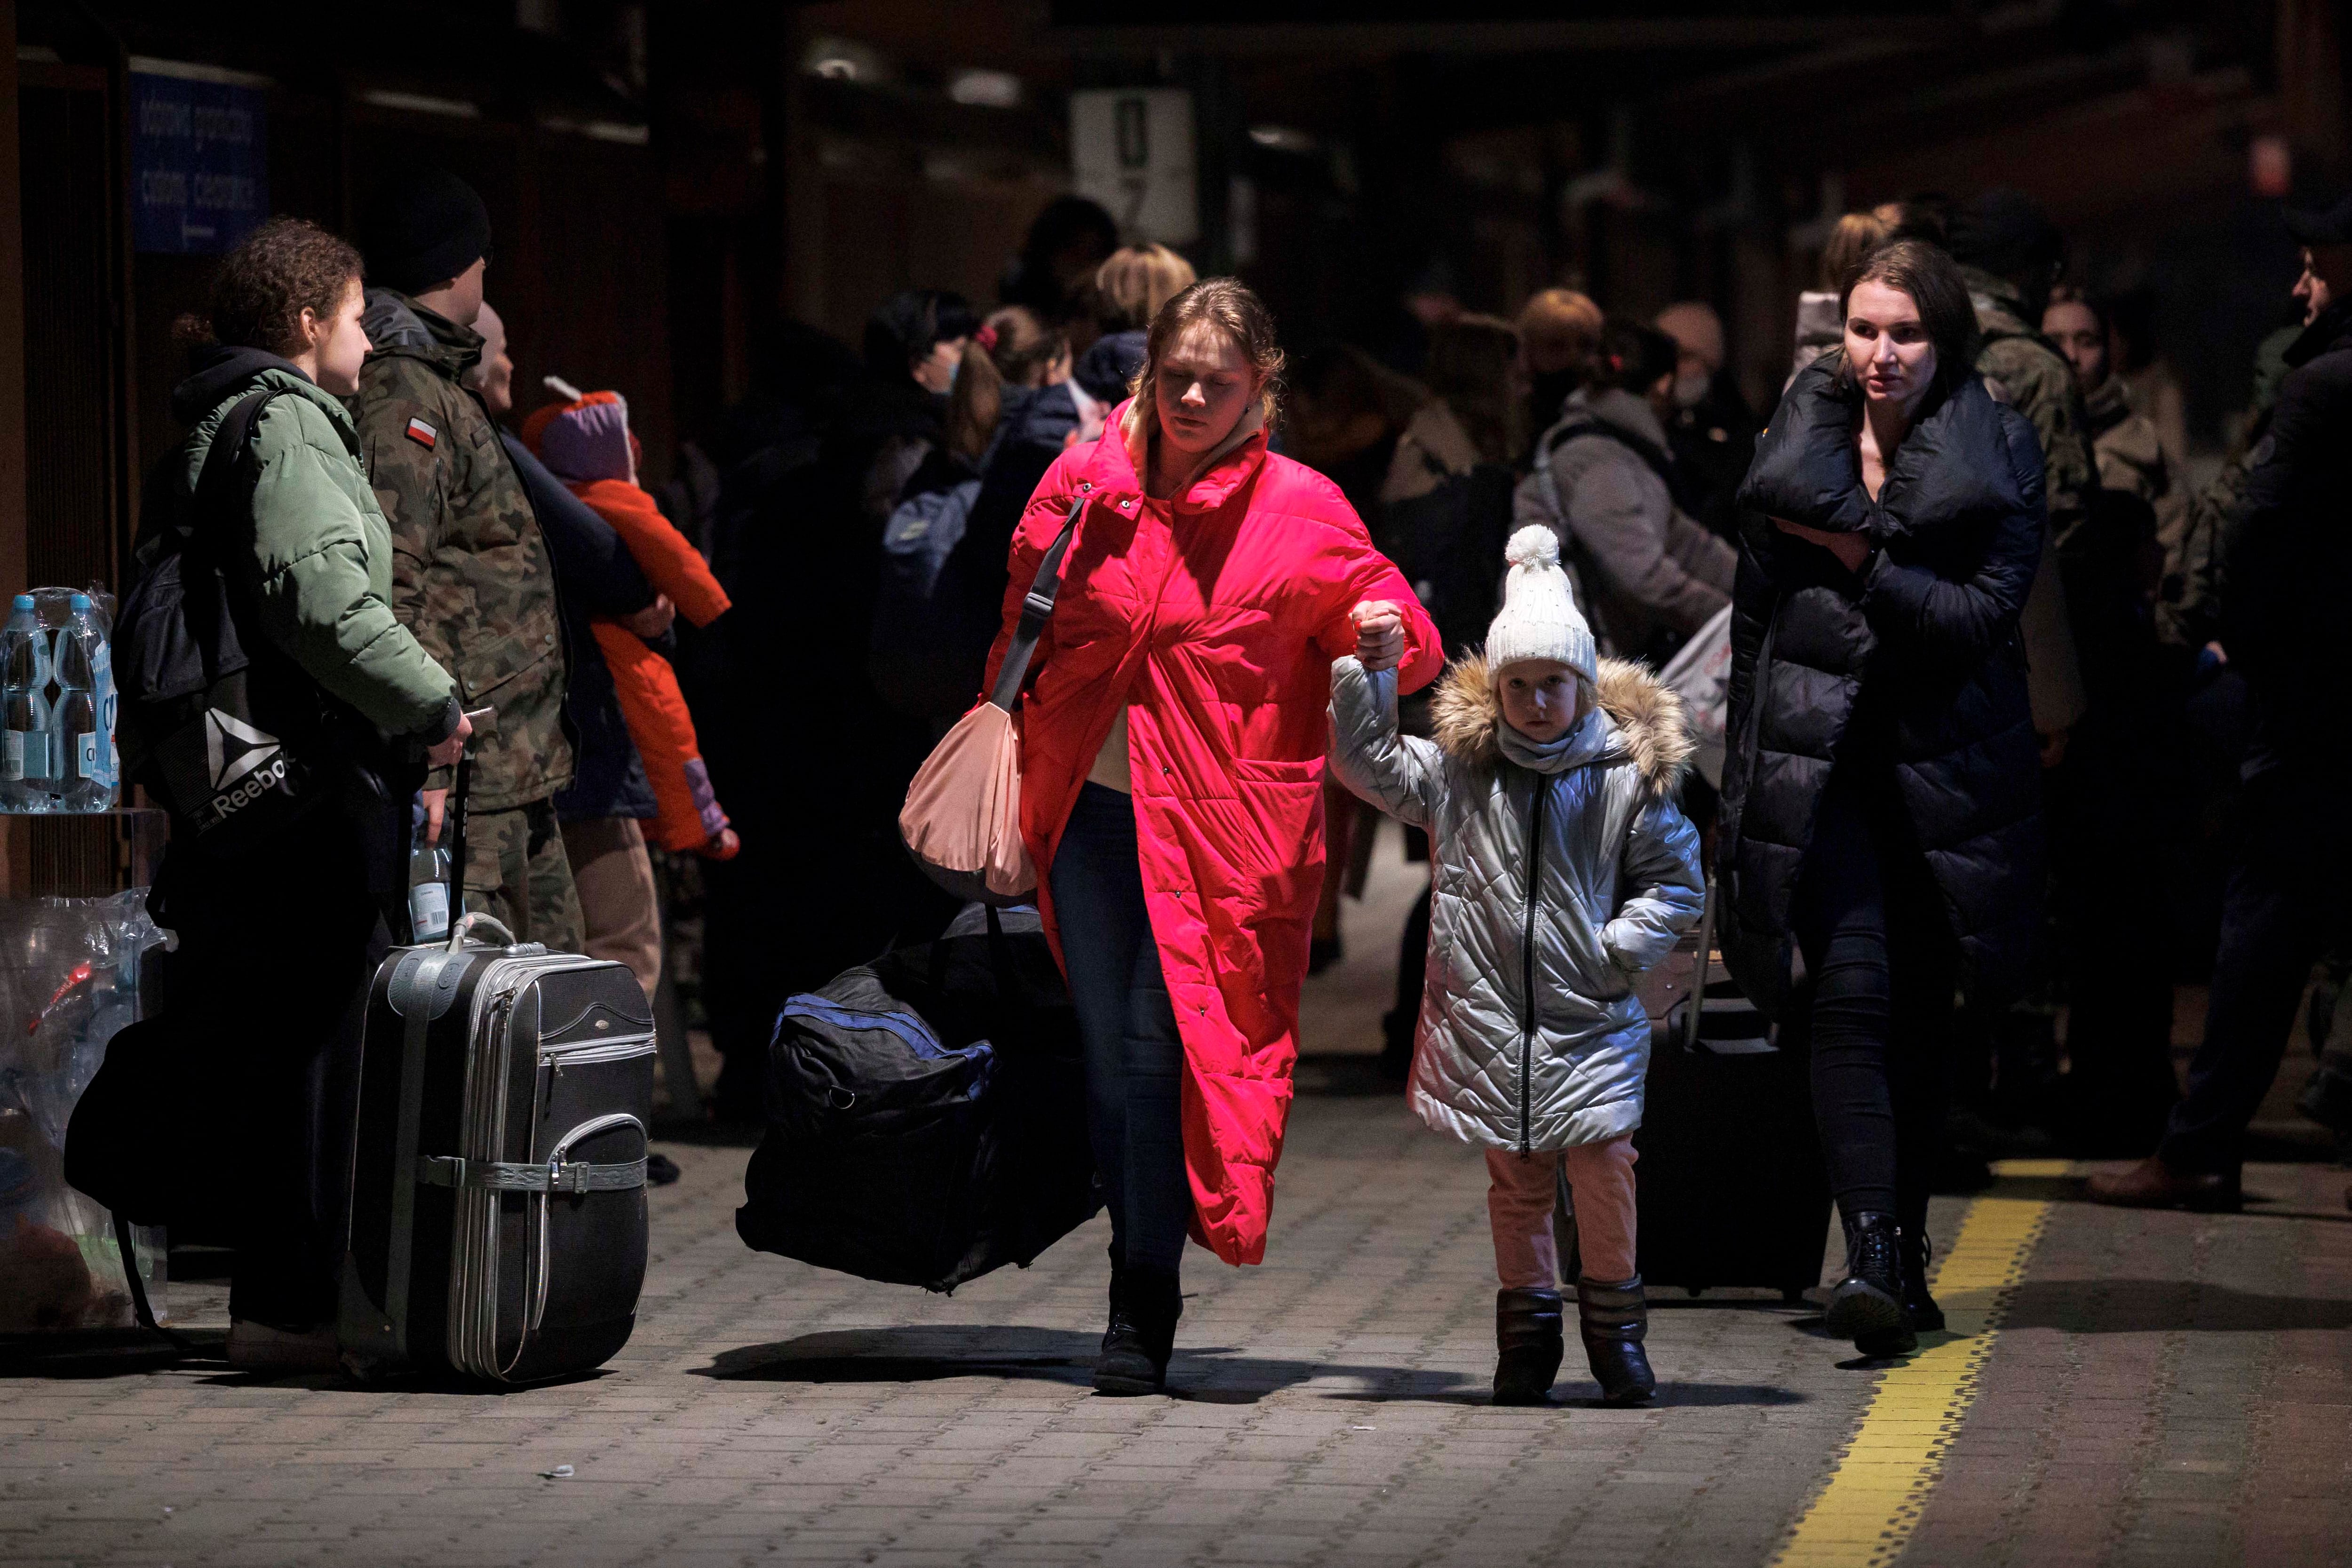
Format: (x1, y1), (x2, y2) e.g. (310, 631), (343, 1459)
(1519, 780), (1548, 1155)
(455, 975), (532, 1382)
(540, 1034), (658, 1069)
(507, 1111), (649, 1381)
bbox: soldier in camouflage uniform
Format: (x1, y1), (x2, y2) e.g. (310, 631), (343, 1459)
(349, 171), (583, 952)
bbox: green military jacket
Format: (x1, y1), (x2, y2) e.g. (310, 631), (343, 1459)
(1954, 268), (2089, 732)
(2170, 325), (2299, 650)
(1964, 268), (2099, 553)
(173, 353), (458, 739)
(350, 291), (572, 810)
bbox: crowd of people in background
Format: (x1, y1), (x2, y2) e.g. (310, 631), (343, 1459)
(94, 162), (2352, 1377)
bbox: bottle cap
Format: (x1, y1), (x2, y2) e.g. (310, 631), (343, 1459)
(68, 593), (90, 612)
(10, 595), (30, 610)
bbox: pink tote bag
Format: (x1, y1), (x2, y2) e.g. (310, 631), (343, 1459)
(898, 496), (1085, 906)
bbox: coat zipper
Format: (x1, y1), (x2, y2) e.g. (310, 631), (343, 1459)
(1518, 779), (1547, 1155)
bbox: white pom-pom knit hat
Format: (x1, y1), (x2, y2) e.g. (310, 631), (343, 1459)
(1486, 524), (1596, 685)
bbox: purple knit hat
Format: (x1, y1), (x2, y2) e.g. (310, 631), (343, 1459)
(537, 392), (633, 485)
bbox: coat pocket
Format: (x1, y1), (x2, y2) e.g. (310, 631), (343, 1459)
(455, 611), (561, 707)
(1228, 754), (1321, 786)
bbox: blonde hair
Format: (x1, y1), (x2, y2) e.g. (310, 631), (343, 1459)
(1094, 244), (1198, 333)
(1819, 211), (1893, 294)
(1120, 278), (1286, 456)
(1515, 287), (1604, 377)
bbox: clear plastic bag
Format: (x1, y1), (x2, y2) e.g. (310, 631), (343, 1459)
(0, 890), (167, 1330)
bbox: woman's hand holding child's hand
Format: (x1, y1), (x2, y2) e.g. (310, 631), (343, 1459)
(1351, 600), (1405, 673)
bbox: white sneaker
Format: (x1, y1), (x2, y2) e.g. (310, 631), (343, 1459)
(226, 1319), (342, 1374)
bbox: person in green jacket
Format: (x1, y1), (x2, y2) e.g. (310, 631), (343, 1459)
(153, 218), (469, 1372)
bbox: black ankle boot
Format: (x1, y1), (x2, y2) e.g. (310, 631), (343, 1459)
(1825, 1211), (1915, 1356)
(1492, 1287), (1565, 1405)
(1094, 1264), (1179, 1395)
(1898, 1228), (1944, 1333)
(1576, 1274), (1656, 1405)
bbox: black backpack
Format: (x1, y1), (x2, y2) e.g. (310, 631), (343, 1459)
(116, 390), (357, 855)
(736, 907), (1098, 1292)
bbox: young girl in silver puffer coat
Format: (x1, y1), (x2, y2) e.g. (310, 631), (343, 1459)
(1330, 525), (1704, 1406)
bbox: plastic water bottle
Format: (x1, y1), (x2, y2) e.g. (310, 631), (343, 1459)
(1, 596), (53, 812)
(408, 831), (452, 943)
(53, 594), (112, 812)
(81, 595), (119, 803)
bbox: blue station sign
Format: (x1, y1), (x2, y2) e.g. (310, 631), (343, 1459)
(130, 68), (268, 255)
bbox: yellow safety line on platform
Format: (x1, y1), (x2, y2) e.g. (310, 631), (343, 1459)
(1769, 1159), (2066, 1568)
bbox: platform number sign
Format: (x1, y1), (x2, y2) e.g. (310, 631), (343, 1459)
(1072, 88), (1197, 247)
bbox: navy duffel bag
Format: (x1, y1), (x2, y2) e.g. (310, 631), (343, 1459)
(735, 906), (1099, 1292)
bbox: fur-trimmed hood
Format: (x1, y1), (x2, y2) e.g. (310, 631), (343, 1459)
(1428, 653), (1692, 794)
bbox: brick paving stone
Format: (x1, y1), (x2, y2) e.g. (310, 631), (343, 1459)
(5, 1091), (2348, 1566)
(1905, 1156), (2352, 1568)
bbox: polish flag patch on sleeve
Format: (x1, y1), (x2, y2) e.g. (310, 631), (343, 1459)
(405, 416), (437, 449)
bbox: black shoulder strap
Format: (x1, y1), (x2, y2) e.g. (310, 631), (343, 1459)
(112, 1214), (191, 1354)
(1539, 411), (1697, 516)
(984, 493), (1087, 711)
(187, 388), (288, 545)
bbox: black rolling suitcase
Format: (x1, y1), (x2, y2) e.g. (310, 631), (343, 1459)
(736, 906), (1098, 1293)
(339, 757), (655, 1383)
(1563, 882), (1833, 1302)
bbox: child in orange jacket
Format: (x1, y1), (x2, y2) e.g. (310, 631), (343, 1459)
(524, 385), (739, 860)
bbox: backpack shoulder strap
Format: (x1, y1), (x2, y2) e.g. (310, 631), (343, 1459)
(188, 388), (288, 543)
(1536, 409), (1693, 515)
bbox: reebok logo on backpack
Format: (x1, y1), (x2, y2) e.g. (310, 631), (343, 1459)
(205, 708), (280, 792)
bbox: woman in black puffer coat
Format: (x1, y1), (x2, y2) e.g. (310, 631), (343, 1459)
(1722, 239), (2046, 1357)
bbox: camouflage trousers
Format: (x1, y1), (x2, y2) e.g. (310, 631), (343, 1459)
(460, 799), (585, 954)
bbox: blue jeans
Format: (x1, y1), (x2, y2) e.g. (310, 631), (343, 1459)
(1049, 783), (1192, 1277)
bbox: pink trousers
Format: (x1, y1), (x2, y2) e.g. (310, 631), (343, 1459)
(1485, 1136), (1639, 1289)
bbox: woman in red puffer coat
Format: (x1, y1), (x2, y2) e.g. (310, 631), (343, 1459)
(981, 279), (1442, 1394)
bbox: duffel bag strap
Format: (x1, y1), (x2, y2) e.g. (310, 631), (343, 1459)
(417, 1154), (648, 1194)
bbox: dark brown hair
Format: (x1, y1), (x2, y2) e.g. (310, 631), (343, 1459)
(1840, 238), (1979, 396)
(2043, 282), (2108, 336)
(944, 305), (1067, 460)
(173, 216), (364, 354)
(1127, 277), (1286, 434)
